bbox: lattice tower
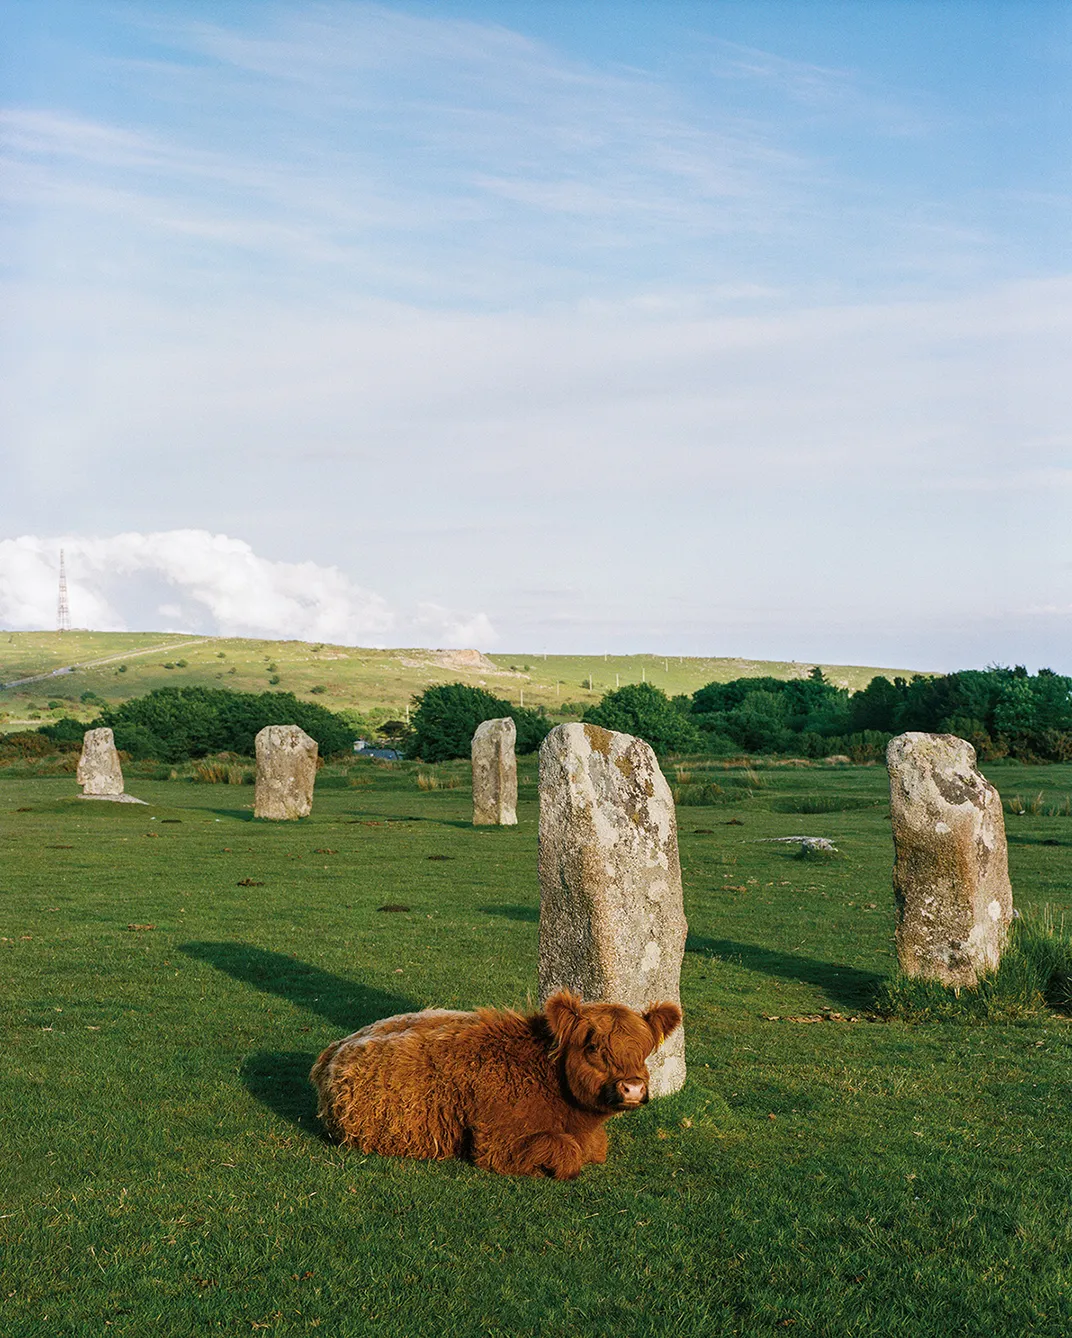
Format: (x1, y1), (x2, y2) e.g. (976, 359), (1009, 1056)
(57, 549), (71, 633)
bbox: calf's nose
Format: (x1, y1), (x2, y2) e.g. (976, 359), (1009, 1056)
(617, 1079), (647, 1104)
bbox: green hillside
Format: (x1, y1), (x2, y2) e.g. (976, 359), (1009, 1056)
(0, 631), (927, 734)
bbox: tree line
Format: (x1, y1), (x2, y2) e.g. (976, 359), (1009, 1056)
(408, 666), (1072, 763)
(32, 665), (1072, 765)
(42, 686), (356, 762)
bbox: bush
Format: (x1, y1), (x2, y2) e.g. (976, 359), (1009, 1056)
(408, 684), (550, 762)
(0, 731), (62, 760)
(37, 717), (87, 746)
(583, 683), (700, 755)
(89, 686), (355, 762)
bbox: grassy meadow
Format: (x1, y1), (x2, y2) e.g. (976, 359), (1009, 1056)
(0, 631), (923, 734)
(3, 753), (1072, 1336)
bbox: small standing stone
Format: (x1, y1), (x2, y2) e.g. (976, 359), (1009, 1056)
(77, 727), (126, 798)
(537, 722), (687, 1096)
(887, 732), (1014, 987)
(254, 725), (318, 819)
(471, 718), (518, 826)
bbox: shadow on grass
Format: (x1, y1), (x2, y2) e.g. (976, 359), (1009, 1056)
(241, 1050), (324, 1137)
(336, 811), (477, 830)
(479, 904), (539, 923)
(179, 941), (418, 1032)
(1008, 832), (1069, 848)
(687, 934), (882, 1009)
(205, 807), (256, 822)
(181, 942), (421, 1135)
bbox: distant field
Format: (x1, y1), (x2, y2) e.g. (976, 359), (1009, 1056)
(2, 756), (1070, 1336)
(0, 632), (925, 733)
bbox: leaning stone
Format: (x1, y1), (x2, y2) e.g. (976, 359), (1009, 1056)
(254, 725), (318, 819)
(471, 718), (518, 826)
(77, 727), (125, 797)
(887, 732), (1013, 987)
(537, 722), (687, 1097)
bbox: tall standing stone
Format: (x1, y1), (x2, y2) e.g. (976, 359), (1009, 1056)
(77, 727), (125, 797)
(887, 732), (1013, 987)
(254, 725), (318, 820)
(471, 717), (518, 826)
(537, 722), (687, 1096)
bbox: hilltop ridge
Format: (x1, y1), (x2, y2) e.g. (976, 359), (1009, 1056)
(0, 631), (927, 734)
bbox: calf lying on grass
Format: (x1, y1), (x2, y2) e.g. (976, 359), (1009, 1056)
(310, 990), (682, 1179)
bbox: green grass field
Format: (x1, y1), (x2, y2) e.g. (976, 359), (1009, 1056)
(3, 754), (1071, 1336)
(0, 632), (924, 734)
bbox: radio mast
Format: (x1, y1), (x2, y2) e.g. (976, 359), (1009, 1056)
(57, 549), (71, 633)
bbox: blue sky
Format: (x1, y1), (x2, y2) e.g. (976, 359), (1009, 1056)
(2, 1), (1070, 669)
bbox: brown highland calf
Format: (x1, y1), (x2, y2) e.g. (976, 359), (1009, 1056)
(310, 991), (682, 1179)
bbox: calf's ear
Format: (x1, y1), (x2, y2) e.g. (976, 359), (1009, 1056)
(544, 990), (584, 1042)
(643, 1001), (682, 1045)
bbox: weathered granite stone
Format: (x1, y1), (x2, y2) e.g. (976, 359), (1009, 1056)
(537, 722), (687, 1096)
(79, 792), (148, 804)
(887, 732), (1014, 987)
(254, 725), (318, 820)
(471, 717), (518, 826)
(77, 727), (125, 796)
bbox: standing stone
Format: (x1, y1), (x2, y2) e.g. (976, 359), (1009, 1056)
(254, 725), (318, 820)
(887, 732), (1014, 987)
(537, 722), (687, 1096)
(77, 727), (125, 797)
(471, 718), (518, 826)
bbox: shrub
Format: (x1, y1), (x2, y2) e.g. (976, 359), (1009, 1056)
(583, 683), (700, 756)
(38, 716), (89, 746)
(0, 731), (61, 760)
(408, 684), (550, 762)
(309, 685), (326, 694)
(90, 686), (355, 762)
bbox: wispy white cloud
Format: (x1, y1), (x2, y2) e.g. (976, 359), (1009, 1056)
(0, 532), (496, 648)
(710, 38), (935, 136)
(2, 3), (1069, 670)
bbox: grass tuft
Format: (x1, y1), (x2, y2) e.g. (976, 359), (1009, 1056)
(1006, 792), (1072, 818)
(672, 781), (727, 806)
(873, 908), (1072, 1023)
(772, 794), (875, 814)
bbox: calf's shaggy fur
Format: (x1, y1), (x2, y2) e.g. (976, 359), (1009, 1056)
(310, 991), (682, 1179)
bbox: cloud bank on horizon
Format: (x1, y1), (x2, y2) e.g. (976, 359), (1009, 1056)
(0, 532), (496, 649)
(2, 2), (1070, 670)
